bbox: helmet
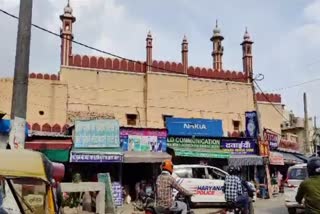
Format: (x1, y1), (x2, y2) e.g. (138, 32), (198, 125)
(307, 157), (320, 176)
(161, 159), (174, 174)
(228, 166), (240, 175)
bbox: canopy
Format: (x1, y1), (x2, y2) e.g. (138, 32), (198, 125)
(280, 152), (304, 164)
(0, 150), (48, 182)
(228, 155), (263, 166)
(123, 151), (171, 163)
(25, 139), (72, 162)
(170, 147), (230, 159)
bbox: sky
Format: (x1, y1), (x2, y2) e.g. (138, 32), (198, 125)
(1, 0), (320, 121)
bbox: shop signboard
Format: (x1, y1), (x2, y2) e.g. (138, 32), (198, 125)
(245, 111), (259, 138)
(166, 117), (223, 137)
(70, 150), (123, 163)
(167, 136), (220, 150)
(220, 138), (257, 155)
(263, 129), (279, 150)
(259, 140), (270, 157)
(278, 139), (300, 152)
(74, 119), (120, 148)
(120, 128), (167, 152)
(269, 152), (284, 165)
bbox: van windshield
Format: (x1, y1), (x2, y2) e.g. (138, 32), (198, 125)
(288, 167), (308, 180)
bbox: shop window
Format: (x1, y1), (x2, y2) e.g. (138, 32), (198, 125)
(174, 168), (192, 178)
(207, 167), (226, 180)
(162, 115), (173, 127)
(233, 120), (240, 131)
(192, 168), (206, 179)
(126, 114), (137, 126)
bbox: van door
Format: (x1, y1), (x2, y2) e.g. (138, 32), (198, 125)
(204, 167), (227, 203)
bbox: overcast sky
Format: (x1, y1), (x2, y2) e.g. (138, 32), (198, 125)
(1, 0), (320, 121)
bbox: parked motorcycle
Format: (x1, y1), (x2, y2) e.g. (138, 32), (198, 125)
(144, 193), (194, 214)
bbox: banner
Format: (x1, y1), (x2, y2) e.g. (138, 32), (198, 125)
(278, 139), (300, 152)
(167, 136), (220, 149)
(74, 119), (119, 148)
(120, 128), (167, 152)
(263, 129), (279, 150)
(259, 140), (270, 157)
(112, 182), (123, 207)
(220, 138), (257, 155)
(166, 117), (223, 137)
(245, 111), (259, 138)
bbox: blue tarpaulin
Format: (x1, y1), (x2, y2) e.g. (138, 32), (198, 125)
(0, 119), (29, 135)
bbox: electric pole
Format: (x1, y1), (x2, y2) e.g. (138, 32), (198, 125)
(303, 92), (311, 154)
(9, 0), (33, 149)
(251, 79), (273, 198)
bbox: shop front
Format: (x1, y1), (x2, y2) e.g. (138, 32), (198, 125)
(166, 117), (229, 169)
(120, 127), (170, 201)
(220, 138), (262, 181)
(68, 119), (123, 191)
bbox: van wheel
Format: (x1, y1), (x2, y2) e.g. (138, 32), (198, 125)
(287, 208), (296, 214)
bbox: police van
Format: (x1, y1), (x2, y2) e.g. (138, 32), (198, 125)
(172, 164), (256, 205)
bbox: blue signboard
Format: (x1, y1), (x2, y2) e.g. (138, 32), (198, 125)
(166, 117), (223, 137)
(245, 111), (259, 138)
(74, 119), (120, 148)
(220, 138), (257, 155)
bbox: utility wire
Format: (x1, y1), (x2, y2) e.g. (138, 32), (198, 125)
(254, 80), (290, 122)
(0, 8), (246, 80)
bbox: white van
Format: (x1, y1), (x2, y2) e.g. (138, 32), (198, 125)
(172, 164), (256, 205)
(284, 163), (307, 214)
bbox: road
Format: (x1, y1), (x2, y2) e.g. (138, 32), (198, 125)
(194, 194), (287, 214)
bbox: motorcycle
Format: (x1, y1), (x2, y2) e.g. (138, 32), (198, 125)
(144, 193), (194, 214)
(224, 197), (254, 214)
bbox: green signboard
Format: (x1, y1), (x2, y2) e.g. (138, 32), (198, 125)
(173, 148), (230, 159)
(167, 137), (220, 149)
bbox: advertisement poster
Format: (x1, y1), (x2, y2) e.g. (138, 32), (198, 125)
(120, 128), (167, 152)
(263, 129), (280, 150)
(220, 138), (257, 155)
(166, 117), (223, 137)
(167, 136), (220, 150)
(245, 111), (259, 138)
(74, 119), (120, 148)
(112, 182), (123, 207)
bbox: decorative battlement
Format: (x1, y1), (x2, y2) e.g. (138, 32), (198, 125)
(256, 92), (282, 103)
(67, 54), (248, 82)
(29, 73), (60, 80)
(27, 123), (69, 133)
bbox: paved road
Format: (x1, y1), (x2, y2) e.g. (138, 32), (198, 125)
(194, 194), (288, 214)
(119, 194), (289, 214)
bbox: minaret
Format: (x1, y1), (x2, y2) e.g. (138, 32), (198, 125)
(181, 35), (188, 74)
(146, 31), (153, 72)
(210, 20), (224, 71)
(60, 0), (76, 66)
(241, 28), (254, 80)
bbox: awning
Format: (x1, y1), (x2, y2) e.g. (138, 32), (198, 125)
(25, 139), (72, 150)
(25, 139), (72, 163)
(123, 151), (171, 163)
(280, 152), (304, 164)
(170, 147), (231, 159)
(228, 155), (263, 166)
(70, 148), (123, 163)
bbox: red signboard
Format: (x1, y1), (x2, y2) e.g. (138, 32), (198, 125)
(279, 139), (299, 152)
(269, 152), (284, 165)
